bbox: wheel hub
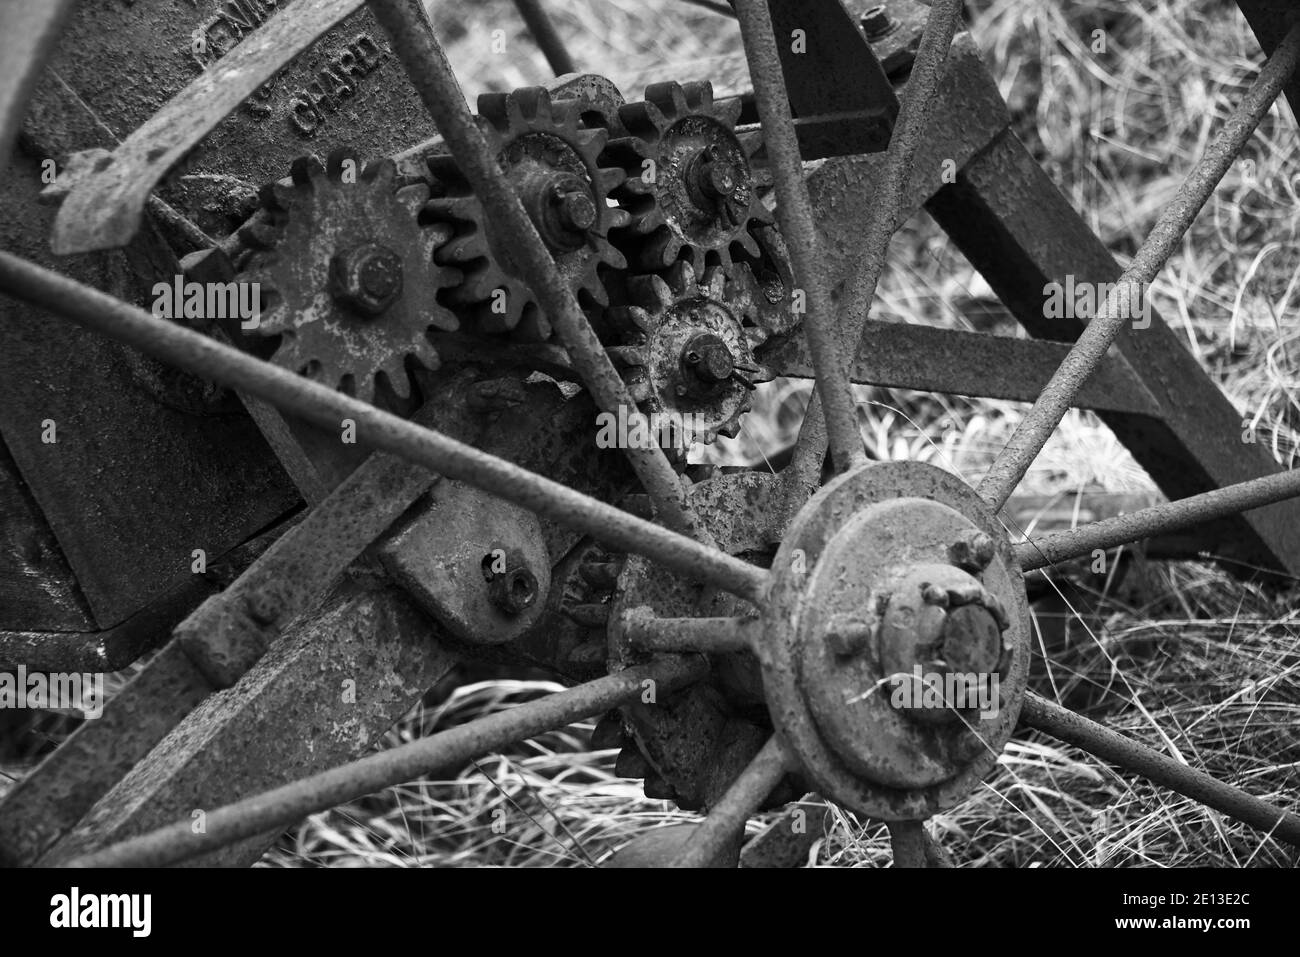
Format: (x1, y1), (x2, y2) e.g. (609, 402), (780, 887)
(761, 461), (1030, 818)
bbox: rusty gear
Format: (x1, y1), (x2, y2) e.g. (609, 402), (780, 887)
(605, 260), (772, 446)
(239, 152), (460, 409)
(426, 87), (629, 341)
(606, 81), (770, 274)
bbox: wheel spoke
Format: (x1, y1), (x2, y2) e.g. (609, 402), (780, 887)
(977, 21), (1300, 512)
(368, 0), (707, 542)
(622, 614), (758, 654)
(672, 735), (794, 867)
(887, 820), (952, 868)
(512, 0), (576, 76)
(0, 253), (768, 604)
(1014, 468), (1300, 572)
(61, 657), (706, 867)
(781, 0), (963, 490)
(1021, 692), (1300, 847)
(732, 0), (865, 474)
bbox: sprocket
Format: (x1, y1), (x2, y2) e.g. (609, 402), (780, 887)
(605, 260), (772, 446)
(605, 81), (770, 274)
(239, 152), (461, 409)
(426, 87), (629, 341)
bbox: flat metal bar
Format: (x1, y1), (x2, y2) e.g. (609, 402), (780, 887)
(783, 0), (961, 489)
(0, 253), (768, 605)
(51, 0), (367, 254)
(367, 0), (704, 542)
(976, 22), (1300, 512)
(672, 735), (794, 867)
(1021, 692), (1300, 847)
(1015, 468), (1300, 572)
(928, 129), (1300, 577)
(63, 657), (706, 868)
(732, 0), (866, 473)
(512, 0), (576, 76)
(622, 615), (758, 654)
(0, 0), (77, 162)
(763, 319), (1161, 417)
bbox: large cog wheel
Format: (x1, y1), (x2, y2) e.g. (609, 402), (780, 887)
(606, 81), (770, 274)
(427, 87), (629, 340)
(606, 260), (772, 447)
(240, 152), (460, 409)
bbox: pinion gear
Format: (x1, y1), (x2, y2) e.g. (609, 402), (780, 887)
(426, 87), (629, 340)
(605, 260), (772, 447)
(606, 81), (770, 274)
(239, 152), (460, 408)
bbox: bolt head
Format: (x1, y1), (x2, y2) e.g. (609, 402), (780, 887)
(554, 187), (598, 232)
(861, 5), (897, 40)
(824, 615), (873, 658)
(488, 564), (539, 616)
(329, 243), (403, 317)
(680, 333), (735, 387)
(949, 530), (997, 572)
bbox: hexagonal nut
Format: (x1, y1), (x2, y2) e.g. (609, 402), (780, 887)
(487, 564), (540, 616)
(328, 242), (404, 316)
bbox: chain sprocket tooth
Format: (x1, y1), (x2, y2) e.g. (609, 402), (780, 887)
(608, 80), (770, 276)
(237, 151), (460, 409)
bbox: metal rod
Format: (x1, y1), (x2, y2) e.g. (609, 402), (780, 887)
(783, 0), (963, 490)
(622, 614), (758, 654)
(888, 820), (931, 868)
(0, 253), (769, 605)
(978, 22), (1300, 512)
(732, 0), (866, 474)
(1022, 692), (1300, 847)
(672, 735), (793, 867)
(367, 0), (706, 541)
(1015, 468), (1300, 571)
(512, 0), (576, 76)
(64, 657), (706, 867)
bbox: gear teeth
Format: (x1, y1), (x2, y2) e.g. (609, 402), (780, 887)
(643, 773), (676, 801)
(700, 264), (728, 301)
(614, 747), (652, 779)
(289, 154), (324, 186)
(628, 273), (678, 313)
(591, 711), (629, 750)
(645, 80), (692, 118)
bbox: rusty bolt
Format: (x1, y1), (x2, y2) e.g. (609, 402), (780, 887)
(488, 564), (539, 616)
(861, 5), (897, 41)
(682, 333), (735, 386)
(329, 242), (403, 317)
(825, 615), (874, 658)
(552, 183), (598, 233)
(948, 529), (997, 572)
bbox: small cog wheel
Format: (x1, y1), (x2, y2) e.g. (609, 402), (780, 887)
(426, 87), (629, 340)
(606, 81), (770, 274)
(239, 152), (460, 409)
(605, 260), (772, 447)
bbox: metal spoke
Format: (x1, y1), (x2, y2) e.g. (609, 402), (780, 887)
(672, 735), (794, 867)
(782, 0), (963, 490)
(1021, 692), (1300, 847)
(1014, 468), (1300, 572)
(0, 253), (769, 604)
(887, 820), (952, 868)
(977, 21), (1300, 512)
(732, 0), (865, 474)
(622, 614), (758, 654)
(368, 0), (706, 541)
(512, 0), (576, 76)
(62, 657), (706, 868)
